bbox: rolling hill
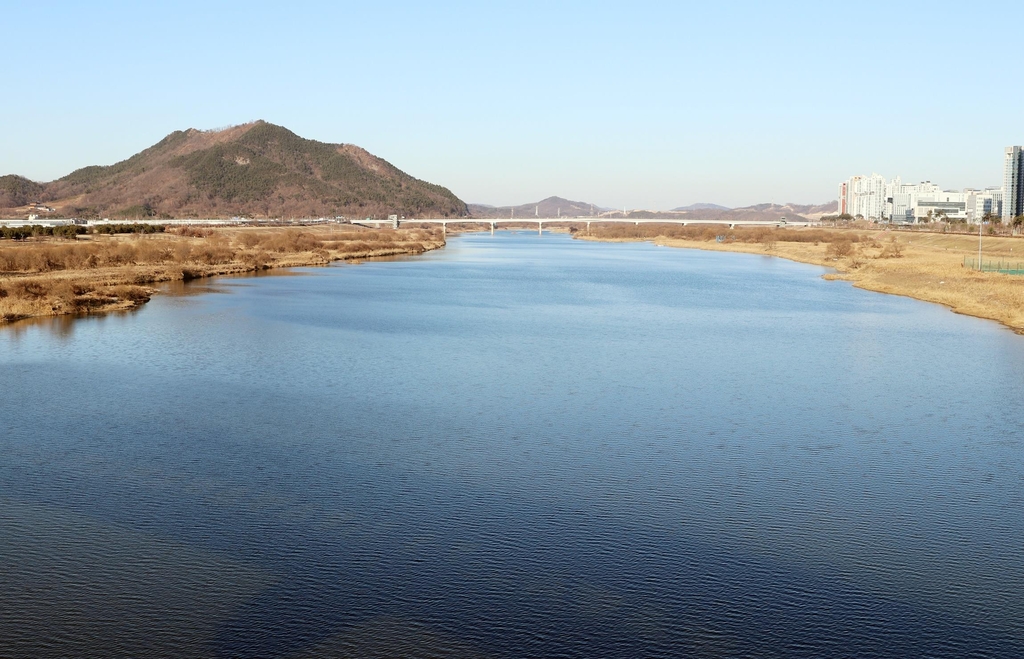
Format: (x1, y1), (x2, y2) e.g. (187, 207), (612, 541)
(467, 196), (607, 219)
(2, 122), (468, 219)
(469, 197), (838, 222)
(672, 203), (731, 212)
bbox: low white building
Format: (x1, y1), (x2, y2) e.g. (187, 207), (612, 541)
(890, 180), (943, 223)
(965, 188), (1003, 223)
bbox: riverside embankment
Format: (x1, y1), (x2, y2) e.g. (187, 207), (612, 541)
(0, 225), (445, 324)
(579, 224), (1024, 333)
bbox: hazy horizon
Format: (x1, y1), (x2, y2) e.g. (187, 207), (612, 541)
(4, 0), (1022, 209)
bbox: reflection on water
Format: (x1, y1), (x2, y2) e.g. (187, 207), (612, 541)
(2, 231), (1024, 658)
(2, 306), (142, 341)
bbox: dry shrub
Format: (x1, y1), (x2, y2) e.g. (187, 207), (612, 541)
(134, 241), (175, 263)
(589, 224), (728, 241)
(189, 243), (235, 265)
(259, 230), (323, 253)
(371, 230), (398, 244)
(826, 239), (854, 258)
(236, 232), (264, 248)
(337, 241), (372, 254)
(749, 227), (771, 243)
(242, 250), (271, 270)
(102, 243), (138, 266)
(878, 238), (904, 259)
(0, 278), (91, 313)
(173, 242), (193, 262)
(168, 226), (213, 238)
(49, 280), (79, 310)
(6, 280), (46, 298)
(107, 285), (150, 303)
(785, 229), (857, 244)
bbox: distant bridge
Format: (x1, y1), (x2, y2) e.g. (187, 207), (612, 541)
(353, 217), (818, 233)
(0, 216), (818, 232)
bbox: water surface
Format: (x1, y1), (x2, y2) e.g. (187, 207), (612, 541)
(3, 232), (1024, 658)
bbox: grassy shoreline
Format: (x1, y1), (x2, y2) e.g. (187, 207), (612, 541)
(0, 226), (444, 325)
(578, 225), (1024, 333)
(8, 224), (1022, 334)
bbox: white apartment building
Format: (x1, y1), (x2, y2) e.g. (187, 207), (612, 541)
(839, 175), (998, 223)
(837, 173), (888, 220)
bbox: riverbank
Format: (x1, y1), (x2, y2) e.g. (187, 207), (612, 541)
(0, 225), (445, 324)
(579, 225), (1024, 333)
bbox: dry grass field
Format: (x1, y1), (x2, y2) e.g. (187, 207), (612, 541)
(0, 225), (444, 324)
(580, 224), (1024, 333)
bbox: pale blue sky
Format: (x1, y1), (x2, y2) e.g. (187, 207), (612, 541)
(4, 1), (1023, 208)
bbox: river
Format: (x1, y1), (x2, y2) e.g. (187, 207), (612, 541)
(2, 231), (1023, 658)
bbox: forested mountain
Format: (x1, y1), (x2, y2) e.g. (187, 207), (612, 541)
(2, 122), (468, 219)
(0, 175), (45, 209)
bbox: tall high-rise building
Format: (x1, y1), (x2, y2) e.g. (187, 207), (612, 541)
(1002, 146), (1024, 221)
(838, 173), (888, 219)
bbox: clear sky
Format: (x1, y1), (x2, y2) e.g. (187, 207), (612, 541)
(4, 0), (1023, 209)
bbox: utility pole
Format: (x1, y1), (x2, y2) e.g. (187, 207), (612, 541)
(978, 216), (983, 271)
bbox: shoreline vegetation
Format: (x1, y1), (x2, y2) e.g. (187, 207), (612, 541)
(577, 224), (1024, 333)
(0, 225), (445, 324)
(5, 221), (1023, 334)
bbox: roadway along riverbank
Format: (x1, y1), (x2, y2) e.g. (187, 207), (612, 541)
(0, 225), (445, 324)
(579, 225), (1024, 333)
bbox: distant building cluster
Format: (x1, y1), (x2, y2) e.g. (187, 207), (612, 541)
(838, 146), (1024, 224)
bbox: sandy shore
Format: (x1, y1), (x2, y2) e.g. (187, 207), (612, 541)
(0, 226), (444, 325)
(580, 227), (1024, 333)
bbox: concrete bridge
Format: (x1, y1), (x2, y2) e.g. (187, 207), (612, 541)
(0, 216), (817, 233)
(353, 217), (818, 234)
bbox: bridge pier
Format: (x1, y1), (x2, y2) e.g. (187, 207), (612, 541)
(490, 221), (495, 235)
(586, 221), (591, 232)
(538, 221), (543, 235)
(442, 222), (447, 235)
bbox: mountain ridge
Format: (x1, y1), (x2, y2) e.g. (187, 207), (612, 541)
(1, 121), (468, 219)
(468, 197), (838, 221)
(673, 203), (731, 212)
(467, 196), (607, 219)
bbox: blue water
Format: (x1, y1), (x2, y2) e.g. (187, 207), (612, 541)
(2, 231), (1024, 658)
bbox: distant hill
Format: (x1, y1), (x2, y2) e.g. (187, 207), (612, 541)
(672, 203), (731, 212)
(0, 175), (45, 209)
(2, 121), (468, 219)
(669, 201), (839, 223)
(468, 196), (606, 219)
(735, 201), (838, 217)
(469, 197), (838, 223)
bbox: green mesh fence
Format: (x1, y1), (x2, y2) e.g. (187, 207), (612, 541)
(963, 257), (1024, 274)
